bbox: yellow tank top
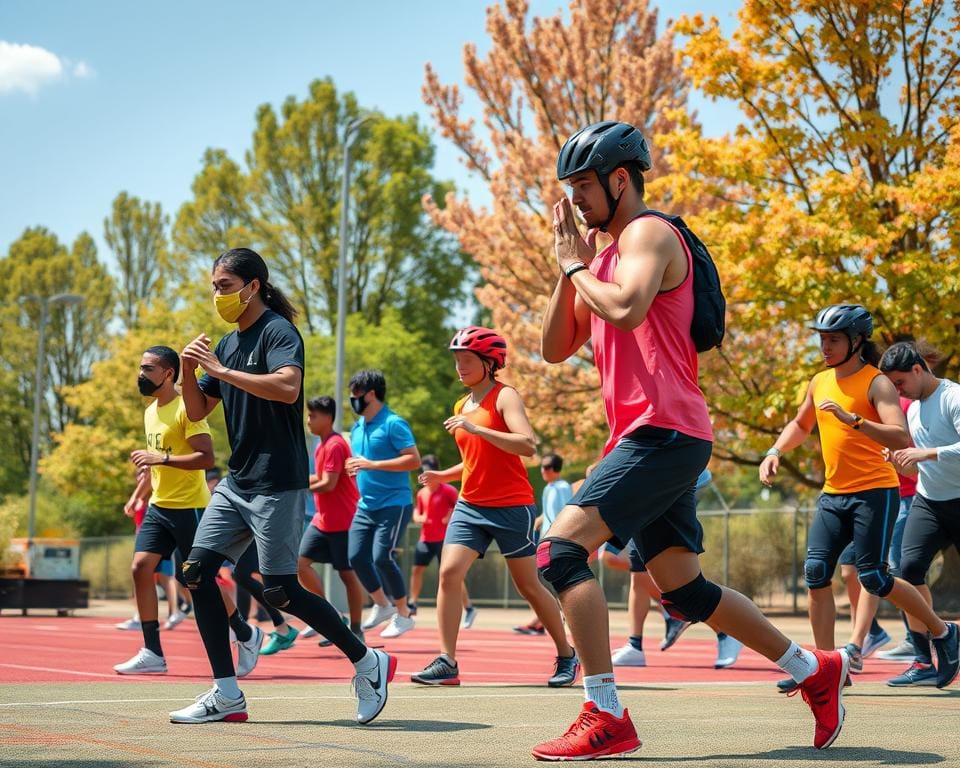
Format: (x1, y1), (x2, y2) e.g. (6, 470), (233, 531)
(812, 365), (898, 494)
(144, 396), (213, 508)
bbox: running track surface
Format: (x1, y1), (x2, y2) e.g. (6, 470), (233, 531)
(0, 616), (911, 686)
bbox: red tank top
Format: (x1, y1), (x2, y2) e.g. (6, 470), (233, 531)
(590, 217), (714, 453)
(454, 382), (534, 506)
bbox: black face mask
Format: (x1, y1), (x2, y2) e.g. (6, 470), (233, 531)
(138, 376), (161, 396)
(350, 395), (368, 415)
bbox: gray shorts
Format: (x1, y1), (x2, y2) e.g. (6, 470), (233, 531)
(192, 475), (306, 576)
(444, 499), (537, 559)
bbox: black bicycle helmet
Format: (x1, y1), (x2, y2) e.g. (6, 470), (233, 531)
(557, 121), (652, 179)
(557, 121), (652, 232)
(811, 304), (873, 340)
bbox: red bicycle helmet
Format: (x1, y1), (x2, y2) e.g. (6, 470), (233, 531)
(449, 326), (507, 370)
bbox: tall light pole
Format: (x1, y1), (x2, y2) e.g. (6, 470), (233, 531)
(334, 115), (372, 432)
(20, 292), (84, 544)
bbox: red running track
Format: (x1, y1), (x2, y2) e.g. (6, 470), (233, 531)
(0, 616), (909, 686)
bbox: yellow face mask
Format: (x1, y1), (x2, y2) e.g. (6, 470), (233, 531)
(214, 282), (253, 323)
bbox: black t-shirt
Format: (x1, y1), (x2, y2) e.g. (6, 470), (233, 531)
(198, 309), (308, 493)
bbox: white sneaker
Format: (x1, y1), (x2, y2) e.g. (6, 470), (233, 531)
(169, 686), (248, 723)
(164, 610), (188, 630)
(352, 649), (397, 724)
(611, 644), (647, 667)
(461, 605), (478, 629)
(714, 634), (743, 668)
(114, 647), (167, 675)
(301, 626), (319, 638)
(877, 638), (916, 661)
(115, 616), (141, 631)
(380, 614), (415, 638)
(236, 625), (264, 678)
(361, 603), (397, 630)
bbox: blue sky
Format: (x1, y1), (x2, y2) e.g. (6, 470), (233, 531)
(0, 0), (742, 259)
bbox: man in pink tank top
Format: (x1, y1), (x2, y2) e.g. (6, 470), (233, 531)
(532, 121), (849, 761)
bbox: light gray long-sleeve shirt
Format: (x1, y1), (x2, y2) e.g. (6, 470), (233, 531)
(908, 378), (960, 501)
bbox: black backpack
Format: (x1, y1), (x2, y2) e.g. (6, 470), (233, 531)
(637, 210), (726, 352)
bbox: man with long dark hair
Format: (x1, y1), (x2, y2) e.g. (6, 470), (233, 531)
(173, 248), (395, 725)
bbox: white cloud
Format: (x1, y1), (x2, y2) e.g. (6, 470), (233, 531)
(72, 60), (94, 79)
(0, 41), (92, 95)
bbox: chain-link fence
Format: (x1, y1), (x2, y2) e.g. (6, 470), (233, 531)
(80, 506), (817, 611)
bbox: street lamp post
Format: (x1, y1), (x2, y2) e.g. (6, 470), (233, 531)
(334, 116), (372, 432)
(21, 292), (83, 545)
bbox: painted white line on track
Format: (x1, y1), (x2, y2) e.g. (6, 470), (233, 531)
(0, 663), (122, 679)
(0, 680), (775, 709)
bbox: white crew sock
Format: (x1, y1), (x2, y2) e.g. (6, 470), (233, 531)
(215, 676), (242, 699)
(776, 642), (819, 683)
(353, 648), (378, 673)
(583, 672), (623, 718)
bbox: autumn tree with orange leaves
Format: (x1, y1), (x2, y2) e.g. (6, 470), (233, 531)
(423, 0), (692, 457)
(663, 0), (960, 489)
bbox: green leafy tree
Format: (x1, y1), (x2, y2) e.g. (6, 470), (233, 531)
(173, 77), (474, 344)
(105, 192), (171, 328)
(0, 227), (115, 499)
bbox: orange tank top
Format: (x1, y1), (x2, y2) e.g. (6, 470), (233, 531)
(454, 382), (534, 506)
(812, 365), (898, 494)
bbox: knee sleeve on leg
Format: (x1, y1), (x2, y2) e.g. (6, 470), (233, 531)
(659, 574), (722, 623)
(181, 548), (224, 590)
(804, 557), (832, 590)
(262, 586), (290, 609)
(536, 537), (593, 594)
(858, 567), (894, 597)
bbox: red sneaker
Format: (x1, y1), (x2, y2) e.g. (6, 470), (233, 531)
(532, 702), (641, 761)
(793, 648), (849, 749)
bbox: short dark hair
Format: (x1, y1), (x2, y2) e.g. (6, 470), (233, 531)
(307, 395), (336, 418)
(621, 161), (645, 198)
(541, 453), (563, 472)
(421, 454), (439, 471)
(348, 369), (387, 402)
(880, 341), (930, 373)
(145, 345), (180, 383)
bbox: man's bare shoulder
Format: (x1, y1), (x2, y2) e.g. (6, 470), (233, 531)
(618, 214), (683, 259)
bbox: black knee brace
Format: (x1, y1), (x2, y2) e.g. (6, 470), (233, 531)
(181, 547), (227, 590)
(858, 566), (894, 597)
(536, 537), (593, 594)
(262, 586), (290, 609)
(660, 573), (722, 623)
(804, 557), (832, 590)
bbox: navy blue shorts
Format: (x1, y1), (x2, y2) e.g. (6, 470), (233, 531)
(445, 500), (537, 559)
(571, 426), (712, 565)
(134, 505), (204, 562)
(806, 487), (898, 586)
(298, 525), (352, 571)
(414, 540), (444, 567)
(838, 541), (856, 566)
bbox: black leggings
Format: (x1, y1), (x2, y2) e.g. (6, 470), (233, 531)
(899, 494), (960, 585)
(233, 544), (285, 627)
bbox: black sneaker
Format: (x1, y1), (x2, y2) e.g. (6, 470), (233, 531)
(548, 651), (580, 687)
(932, 622), (959, 689)
(411, 655), (460, 686)
(408, 602), (417, 617)
(660, 617), (691, 651)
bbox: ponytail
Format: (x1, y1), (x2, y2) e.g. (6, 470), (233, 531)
(262, 281), (297, 323)
(861, 339), (880, 367)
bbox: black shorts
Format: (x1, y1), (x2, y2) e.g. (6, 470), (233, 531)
(570, 426), (712, 564)
(134, 505), (204, 562)
(298, 525), (352, 571)
(414, 540), (444, 567)
(805, 487), (898, 585)
(838, 541), (857, 566)
(899, 494), (960, 585)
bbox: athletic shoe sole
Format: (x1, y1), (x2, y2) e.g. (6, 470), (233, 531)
(410, 675), (461, 686)
(532, 738), (642, 761)
(170, 711), (248, 724)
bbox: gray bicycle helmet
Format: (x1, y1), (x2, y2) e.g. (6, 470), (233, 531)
(811, 304), (873, 340)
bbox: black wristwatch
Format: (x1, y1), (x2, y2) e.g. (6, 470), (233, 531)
(564, 261), (589, 279)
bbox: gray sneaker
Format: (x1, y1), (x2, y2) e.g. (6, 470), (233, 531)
(236, 625), (264, 678)
(877, 638), (916, 661)
(548, 651), (580, 688)
(844, 643), (863, 673)
(353, 649), (397, 723)
(114, 647), (166, 675)
(714, 634), (743, 669)
(887, 661), (938, 687)
(169, 686), (247, 723)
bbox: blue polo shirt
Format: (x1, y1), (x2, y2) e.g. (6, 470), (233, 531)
(350, 405), (416, 511)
